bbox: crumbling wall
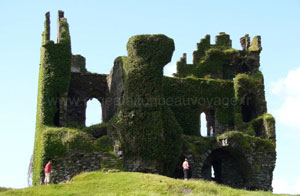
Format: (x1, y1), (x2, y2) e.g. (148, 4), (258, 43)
(49, 151), (120, 184)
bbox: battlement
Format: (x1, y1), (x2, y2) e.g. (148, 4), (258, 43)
(176, 32), (262, 79)
(57, 10), (66, 43)
(215, 32), (232, 48)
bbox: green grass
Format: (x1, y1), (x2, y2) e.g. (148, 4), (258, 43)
(0, 171), (291, 196)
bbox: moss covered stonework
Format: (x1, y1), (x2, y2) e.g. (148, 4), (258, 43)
(111, 35), (182, 176)
(33, 11), (276, 191)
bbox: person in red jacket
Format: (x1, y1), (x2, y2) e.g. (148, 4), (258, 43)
(182, 158), (189, 181)
(44, 160), (52, 185)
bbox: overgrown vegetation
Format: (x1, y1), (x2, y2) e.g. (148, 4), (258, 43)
(162, 76), (235, 135)
(32, 15), (276, 191)
(176, 33), (253, 79)
(111, 35), (182, 176)
(217, 131), (275, 153)
(33, 12), (76, 185)
(233, 73), (270, 135)
(82, 122), (108, 138)
(182, 135), (215, 158)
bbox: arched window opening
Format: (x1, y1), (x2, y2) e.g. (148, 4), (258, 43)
(200, 112), (208, 136)
(85, 98), (102, 127)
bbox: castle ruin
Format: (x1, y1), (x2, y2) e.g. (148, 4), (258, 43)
(32, 11), (276, 191)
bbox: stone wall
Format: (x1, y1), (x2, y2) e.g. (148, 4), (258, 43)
(178, 138), (276, 191)
(48, 151), (119, 184)
(66, 73), (108, 126)
(103, 57), (125, 122)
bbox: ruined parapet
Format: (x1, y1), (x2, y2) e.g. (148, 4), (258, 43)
(215, 32), (232, 49)
(249, 36), (262, 52)
(240, 34), (251, 50)
(240, 34), (262, 53)
(178, 32), (261, 79)
(193, 34), (210, 65)
(176, 32), (262, 79)
(174, 53), (194, 77)
(42, 12), (50, 44)
(71, 55), (87, 73)
(57, 10), (65, 43)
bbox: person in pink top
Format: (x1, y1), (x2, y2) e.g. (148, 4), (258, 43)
(44, 160), (52, 185)
(210, 126), (214, 137)
(182, 158), (189, 181)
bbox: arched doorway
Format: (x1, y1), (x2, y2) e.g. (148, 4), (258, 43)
(201, 147), (250, 189)
(172, 156), (193, 179)
(85, 98), (102, 127)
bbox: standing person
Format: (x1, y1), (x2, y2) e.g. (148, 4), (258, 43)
(182, 158), (189, 181)
(44, 160), (52, 185)
(210, 126), (214, 137)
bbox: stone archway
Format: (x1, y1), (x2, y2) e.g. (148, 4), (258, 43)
(66, 73), (108, 127)
(85, 98), (102, 127)
(201, 147), (250, 189)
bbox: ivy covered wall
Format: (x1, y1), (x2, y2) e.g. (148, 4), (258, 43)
(33, 11), (72, 185)
(162, 77), (235, 135)
(110, 35), (182, 176)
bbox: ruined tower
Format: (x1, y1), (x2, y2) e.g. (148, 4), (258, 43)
(32, 11), (276, 191)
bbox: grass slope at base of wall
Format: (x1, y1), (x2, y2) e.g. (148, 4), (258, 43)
(0, 172), (289, 196)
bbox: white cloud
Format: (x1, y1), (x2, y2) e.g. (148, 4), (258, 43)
(272, 178), (290, 194)
(272, 178), (300, 194)
(164, 63), (176, 77)
(295, 178), (300, 194)
(271, 66), (300, 129)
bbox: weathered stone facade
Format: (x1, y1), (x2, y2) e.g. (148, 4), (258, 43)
(66, 72), (108, 126)
(33, 11), (276, 191)
(47, 151), (119, 184)
(177, 139), (276, 190)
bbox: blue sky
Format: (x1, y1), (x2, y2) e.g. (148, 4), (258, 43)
(0, 0), (300, 194)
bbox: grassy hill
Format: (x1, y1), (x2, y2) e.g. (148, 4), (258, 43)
(0, 171), (291, 196)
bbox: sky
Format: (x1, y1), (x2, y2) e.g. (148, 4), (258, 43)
(0, 0), (299, 194)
